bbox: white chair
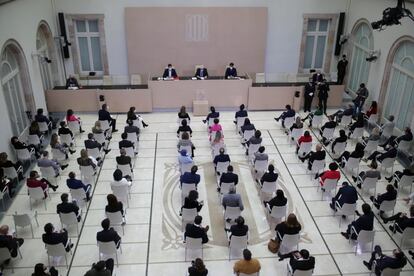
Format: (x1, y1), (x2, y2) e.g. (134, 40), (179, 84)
(45, 243), (72, 268)
(321, 128), (335, 141)
(343, 157), (361, 176)
(379, 199), (396, 215)
(287, 262), (313, 276)
(254, 159), (268, 173)
(318, 178), (338, 200)
(381, 124), (394, 139)
(297, 142), (312, 157)
(106, 211), (125, 235)
(309, 159), (325, 177)
(350, 127), (364, 140)
(363, 140), (379, 155)
(126, 132), (138, 145)
(350, 227), (375, 255)
(51, 148), (67, 163)
(312, 115), (323, 128)
(3, 166), (22, 180)
(179, 145), (192, 156)
(184, 237), (203, 261)
(16, 148), (35, 163)
(340, 115), (352, 127)
(38, 121), (50, 133)
(0, 247), (21, 272)
(181, 208), (198, 230)
(283, 116), (295, 129)
(99, 120), (111, 131)
(59, 212), (80, 235)
(332, 142), (347, 158)
(261, 181), (277, 200)
(396, 174), (414, 194)
(268, 205), (287, 222)
(94, 132), (107, 145)
(117, 164), (133, 179)
(359, 176), (378, 196)
(220, 182), (234, 196)
(247, 144), (261, 159)
(181, 183), (196, 203)
(70, 187), (90, 209)
(0, 186), (10, 211)
(28, 187), (48, 210)
(133, 118), (144, 129)
(80, 165), (96, 184)
(39, 166), (59, 185)
(397, 225), (414, 248)
(242, 130), (255, 143)
(60, 133), (74, 147)
(224, 206), (242, 221)
(289, 128), (303, 143)
(208, 117), (216, 127)
(180, 162), (194, 175)
(216, 161), (230, 176)
(98, 241), (122, 267)
(13, 211), (39, 238)
(228, 234), (248, 260)
(236, 117), (247, 133)
(334, 202), (356, 227)
(111, 185), (131, 208)
(67, 121), (80, 134)
(87, 147), (101, 160)
(124, 146), (136, 159)
(380, 157), (396, 175)
(368, 114), (378, 124)
(27, 134), (42, 147)
(278, 233), (300, 254)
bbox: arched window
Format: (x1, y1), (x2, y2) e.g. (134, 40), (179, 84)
(383, 41), (414, 129)
(36, 23), (58, 90)
(348, 22), (373, 92)
(1, 44), (29, 136)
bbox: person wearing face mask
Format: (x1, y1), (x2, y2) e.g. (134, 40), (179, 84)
(195, 65), (208, 79)
(225, 62), (237, 79)
(337, 55), (348, 85)
(162, 63), (178, 79)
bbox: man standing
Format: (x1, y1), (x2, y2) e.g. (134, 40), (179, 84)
(304, 79), (315, 113)
(162, 64), (177, 79)
(318, 79), (330, 115)
(353, 83), (369, 116)
(337, 55), (348, 85)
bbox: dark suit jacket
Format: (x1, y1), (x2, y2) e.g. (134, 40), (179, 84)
(163, 68), (177, 78)
(343, 107), (354, 116)
(396, 217), (414, 231)
(230, 224), (248, 237)
(35, 114), (50, 123)
(276, 222), (301, 239)
(124, 125), (139, 135)
(375, 255), (407, 275)
(312, 73), (323, 83)
(225, 67), (237, 78)
(98, 109), (112, 121)
(195, 68), (208, 78)
(177, 125), (192, 134)
(334, 185), (358, 205)
(241, 124), (255, 133)
(304, 83), (315, 97)
(280, 109), (295, 120)
(332, 136), (347, 150)
(352, 212), (374, 233)
(235, 110), (248, 119)
(220, 172), (238, 185)
(182, 198), (203, 212)
(85, 139), (101, 150)
(57, 202), (79, 216)
(290, 256), (315, 272)
(116, 155), (132, 166)
(67, 178), (89, 191)
(376, 189), (397, 204)
(321, 121), (337, 131)
(0, 235), (18, 252)
(58, 127), (73, 137)
(267, 196), (287, 210)
(378, 148), (397, 162)
(105, 202), (124, 216)
(96, 228), (121, 245)
(213, 154), (230, 164)
(42, 230), (68, 247)
(77, 157), (96, 168)
(180, 172), (200, 185)
(309, 151), (326, 163)
(397, 132), (413, 143)
(318, 83), (330, 99)
(206, 112), (220, 121)
(65, 77), (79, 88)
(261, 172), (278, 183)
(185, 224), (208, 243)
(119, 139), (134, 150)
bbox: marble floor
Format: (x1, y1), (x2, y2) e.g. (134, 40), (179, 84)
(1, 109), (414, 276)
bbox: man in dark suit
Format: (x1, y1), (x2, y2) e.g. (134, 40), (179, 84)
(341, 203), (374, 240)
(274, 105), (296, 128)
(370, 184), (397, 210)
(219, 165), (238, 191)
(98, 104), (117, 132)
(225, 62), (237, 79)
(337, 55), (348, 85)
(213, 148), (231, 166)
(184, 215), (209, 244)
(318, 79), (330, 115)
(330, 181), (358, 211)
(367, 145), (398, 162)
(383, 205), (414, 233)
(119, 132), (135, 153)
(180, 166), (200, 188)
(312, 71), (324, 84)
(116, 148), (132, 170)
(42, 223), (73, 252)
(162, 64), (177, 78)
(124, 120), (140, 142)
(300, 143), (326, 171)
(195, 65), (208, 79)
(66, 171), (91, 201)
(329, 104), (354, 123)
(96, 218), (121, 248)
(260, 164), (278, 185)
(363, 246), (407, 275)
(57, 193), (81, 222)
(0, 225), (24, 258)
(58, 121), (74, 138)
(85, 133), (111, 155)
(303, 79), (315, 113)
(234, 104), (248, 124)
(320, 116), (337, 143)
(279, 249), (315, 273)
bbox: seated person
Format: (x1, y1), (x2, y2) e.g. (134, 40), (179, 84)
(0, 152), (23, 180)
(111, 169), (132, 189)
(383, 205), (414, 233)
(274, 105), (295, 128)
(386, 164), (414, 189)
(211, 130), (224, 148)
(66, 109), (84, 133)
(42, 223), (73, 252)
(380, 127), (413, 149)
(254, 146), (268, 164)
(203, 106), (220, 124)
(181, 190), (203, 213)
(77, 149), (99, 169)
(177, 132), (196, 157)
(225, 62), (237, 79)
(57, 121), (74, 142)
(178, 149), (193, 167)
(85, 133), (111, 155)
(184, 215), (209, 244)
(65, 74), (80, 89)
(163, 63), (177, 78)
(275, 213), (301, 241)
(29, 121), (43, 138)
(84, 259), (115, 276)
(279, 249), (315, 273)
(363, 246), (407, 276)
(330, 181), (358, 212)
(66, 171), (91, 201)
(11, 136), (40, 159)
(380, 115), (395, 137)
(219, 165), (238, 191)
(116, 148), (132, 170)
(245, 130), (262, 152)
(299, 143), (326, 171)
(222, 186), (244, 212)
(0, 224), (24, 258)
(195, 65), (208, 79)
(329, 104), (354, 123)
(296, 131), (312, 154)
(188, 258), (208, 276)
(27, 170), (58, 194)
(233, 249), (261, 276)
(180, 165), (200, 188)
(240, 118), (255, 136)
(319, 116), (337, 143)
(37, 150), (68, 177)
(92, 121), (111, 146)
(354, 161), (381, 189)
(119, 132), (135, 154)
(366, 144), (397, 163)
(34, 108), (51, 130)
(261, 164), (279, 186)
(127, 106), (148, 128)
(124, 119), (140, 141)
(341, 203), (374, 240)
(348, 113), (365, 137)
(316, 162), (340, 190)
(335, 142), (365, 166)
(209, 118), (223, 134)
(265, 189), (287, 212)
(213, 148), (230, 169)
(228, 216), (248, 239)
(0, 169), (14, 198)
(96, 218), (121, 248)
(301, 104), (323, 127)
(234, 104), (248, 124)
(177, 119), (192, 136)
(50, 133), (75, 158)
(98, 104), (117, 132)
(105, 194), (125, 218)
(178, 106), (191, 122)
(289, 117), (304, 134)
(32, 263), (58, 276)
(330, 129), (348, 152)
(56, 193), (81, 222)
(363, 127), (381, 143)
(364, 101), (378, 119)
(370, 184), (397, 210)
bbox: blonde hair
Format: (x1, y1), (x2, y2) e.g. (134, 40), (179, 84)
(80, 149), (88, 159)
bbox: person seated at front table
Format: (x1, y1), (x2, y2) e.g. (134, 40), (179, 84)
(234, 104), (248, 124)
(275, 213), (301, 241)
(202, 106), (219, 124)
(162, 63), (178, 79)
(225, 62), (238, 79)
(195, 65), (208, 79)
(341, 203), (374, 240)
(316, 162), (340, 191)
(363, 246), (407, 276)
(65, 74), (80, 89)
(296, 131), (312, 155)
(274, 105), (295, 128)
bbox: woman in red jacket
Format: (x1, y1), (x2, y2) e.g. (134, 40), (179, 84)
(317, 162), (341, 190)
(296, 131), (312, 154)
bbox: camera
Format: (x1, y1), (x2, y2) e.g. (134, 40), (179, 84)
(371, 0), (414, 31)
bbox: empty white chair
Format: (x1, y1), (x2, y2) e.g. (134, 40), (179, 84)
(363, 140), (379, 155)
(340, 115), (352, 127)
(242, 129), (255, 142)
(38, 122), (50, 133)
(350, 227), (375, 255)
(80, 165), (96, 184)
(334, 202), (356, 227)
(350, 127), (364, 140)
(99, 120), (111, 131)
(117, 164), (133, 179)
(289, 128), (303, 143)
(380, 157), (396, 174)
(268, 205), (287, 222)
(130, 74), (142, 85)
(94, 132), (107, 146)
(70, 187), (90, 209)
(106, 211), (125, 235)
(287, 262), (313, 276)
(343, 157), (360, 176)
(67, 121), (80, 134)
(312, 115), (323, 128)
(379, 199), (396, 215)
(397, 225), (414, 248)
(13, 211), (39, 238)
(359, 176), (378, 196)
(180, 162), (194, 175)
(184, 237), (203, 261)
(321, 128), (335, 141)
(278, 233), (300, 254)
(228, 234), (248, 260)
(224, 206), (242, 221)
(216, 161), (230, 176)
(397, 140), (411, 152)
(27, 134), (42, 147)
(397, 174), (414, 194)
(181, 208), (198, 230)
(283, 116), (295, 129)
(318, 178), (338, 200)
(28, 187), (48, 210)
(98, 241), (122, 266)
(45, 243), (72, 268)
(297, 142), (312, 157)
(16, 148), (35, 162)
(87, 147), (101, 160)
(59, 212), (80, 235)
(111, 185), (131, 208)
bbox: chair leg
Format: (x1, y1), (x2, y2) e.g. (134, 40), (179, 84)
(30, 224), (34, 238)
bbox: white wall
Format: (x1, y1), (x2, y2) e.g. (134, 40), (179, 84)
(0, 0), (58, 155)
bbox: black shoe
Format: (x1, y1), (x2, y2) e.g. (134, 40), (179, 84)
(143, 123), (149, 128)
(393, 182), (399, 189)
(314, 174), (319, 180)
(389, 225), (396, 233)
(357, 183), (361, 189)
(355, 210), (361, 216)
(51, 185), (59, 192)
(329, 203), (335, 210)
(80, 130), (85, 133)
(112, 129), (118, 133)
(385, 176), (393, 182)
(363, 261), (372, 271)
(104, 149), (111, 154)
(341, 232), (349, 239)
(408, 250), (414, 257)
(382, 217), (388, 224)
(352, 176), (357, 182)
(274, 118), (279, 122)
(69, 149), (76, 154)
(299, 157), (305, 163)
(61, 164), (69, 170)
(202, 120), (206, 124)
(369, 196), (374, 202)
(342, 215), (346, 219)
(321, 187), (325, 192)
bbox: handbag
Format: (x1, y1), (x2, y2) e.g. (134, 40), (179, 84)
(267, 238), (280, 254)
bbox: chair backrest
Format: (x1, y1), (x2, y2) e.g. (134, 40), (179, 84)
(181, 183), (196, 198)
(13, 213), (32, 227)
(284, 116), (295, 129)
(179, 145), (192, 156)
(345, 157), (360, 169)
(399, 175), (414, 188)
(3, 166), (18, 179)
(38, 122), (49, 132)
(293, 269), (313, 276)
(368, 114), (378, 124)
(248, 144), (261, 156)
(99, 120), (110, 131)
(333, 142), (347, 154)
(98, 241), (118, 255)
(132, 118), (143, 129)
(397, 140), (411, 152)
(80, 165), (95, 177)
(224, 206), (241, 220)
(364, 140), (379, 154)
(220, 182), (234, 195)
(322, 128), (335, 140)
(298, 142), (312, 157)
(216, 161), (230, 175)
(311, 159), (325, 174)
(323, 178), (338, 192)
(40, 166), (56, 178)
(181, 208), (198, 223)
(291, 128), (303, 141)
(51, 148), (66, 162)
(362, 177), (378, 191)
(357, 230), (375, 244)
(180, 162), (194, 175)
(16, 148), (32, 161)
(87, 148), (100, 159)
(45, 243), (66, 257)
(94, 133), (106, 144)
(262, 181), (277, 194)
(243, 130), (255, 141)
(185, 237), (202, 250)
(381, 157), (396, 169)
(229, 234), (248, 249)
(67, 121), (80, 134)
(280, 233), (300, 249)
(381, 267), (401, 276)
(236, 117), (247, 129)
(254, 159), (268, 172)
(126, 132), (138, 143)
(339, 203), (357, 216)
(27, 134), (41, 145)
(117, 164), (132, 178)
(0, 247), (12, 263)
(312, 115), (323, 127)
(106, 211), (124, 225)
(70, 188), (87, 203)
(340, 115), (352, 126)
(270, 205), (287, 220)
(351, 127), (364, 139)
(111, 184), (129, 200)
(208, 117), (216, 126)
(59, 134), (73, 146)
(59, 212), (78, 226)
(382, 124), (394, 139)
(379, 199), (396, 212)
(28, 187), (45, 200)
